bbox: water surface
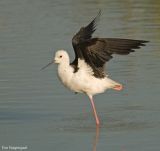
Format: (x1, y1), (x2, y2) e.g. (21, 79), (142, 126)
(0, 0), (160, 151)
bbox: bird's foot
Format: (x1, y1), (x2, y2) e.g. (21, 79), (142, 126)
(113, 84), (123, 91)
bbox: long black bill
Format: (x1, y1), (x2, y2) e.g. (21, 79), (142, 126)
(41, 62), (53, 70)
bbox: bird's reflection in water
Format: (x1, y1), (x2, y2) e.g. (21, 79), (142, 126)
(92, 126), (100, 151)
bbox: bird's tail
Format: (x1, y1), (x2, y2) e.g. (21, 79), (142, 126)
(113, 84), (123, 91)
(106, 78), (123, 91)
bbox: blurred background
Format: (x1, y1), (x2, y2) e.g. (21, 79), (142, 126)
(0, 0), (160, 151)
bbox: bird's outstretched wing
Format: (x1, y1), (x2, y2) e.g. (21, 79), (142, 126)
(71, 11), (149, 78)
(72, 10), (101, 59)
(72, 10), (101, 47)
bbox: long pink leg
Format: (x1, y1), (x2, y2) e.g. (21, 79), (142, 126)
(88, 95), (100, 126)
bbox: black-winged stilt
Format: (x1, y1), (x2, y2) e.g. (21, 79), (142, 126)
(42, 11), (148, 125)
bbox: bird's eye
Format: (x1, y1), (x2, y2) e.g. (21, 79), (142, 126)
(59, 55), (62, 58)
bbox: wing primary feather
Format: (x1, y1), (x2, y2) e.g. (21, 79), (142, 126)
(72, 10), (101, 46)
(84, 10), (101, 37)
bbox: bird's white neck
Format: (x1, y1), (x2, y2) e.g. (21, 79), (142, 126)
(58, 61), (70, 71)
(57, 58), (74, 88)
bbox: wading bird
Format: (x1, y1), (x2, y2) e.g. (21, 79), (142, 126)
(42, 11), (148, 126)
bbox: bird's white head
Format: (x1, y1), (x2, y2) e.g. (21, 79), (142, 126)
(54, 50), (69, 64)
(41, 50), (69, 70)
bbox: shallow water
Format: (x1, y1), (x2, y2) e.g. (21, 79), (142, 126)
(0, 0), (160, 151)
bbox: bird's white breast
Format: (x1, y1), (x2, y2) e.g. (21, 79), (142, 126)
(57, 63), (74, 89)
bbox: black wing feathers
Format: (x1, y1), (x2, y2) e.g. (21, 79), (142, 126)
(71, 10), (101, 71)
(72, 10), (101, 47)
(105, 38), (147, 55)
(78, 38), (148, 77)
(71, 11), (149, 78)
